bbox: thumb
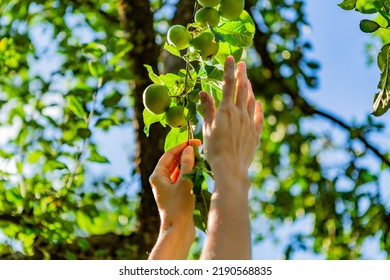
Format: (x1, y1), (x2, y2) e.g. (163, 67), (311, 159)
(177, 145), (195, 182)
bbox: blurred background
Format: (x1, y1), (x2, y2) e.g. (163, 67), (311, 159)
(0, 0), (389, 259)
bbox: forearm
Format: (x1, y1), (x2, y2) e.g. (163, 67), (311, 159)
(148, 223), (195, 260)
(201, 174), (251, 260)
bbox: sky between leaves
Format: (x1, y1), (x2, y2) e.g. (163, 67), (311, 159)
(1, 0), (390, 259)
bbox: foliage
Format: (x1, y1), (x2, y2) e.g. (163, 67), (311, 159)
(143, 4), (256, 230)
(339, 0), (390, 116)
(0, 0), (389, 260)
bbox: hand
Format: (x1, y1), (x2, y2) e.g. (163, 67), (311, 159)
(200, 56), (263, 189)
(199, 56), (263, 259)
(149, 139), (201, 231)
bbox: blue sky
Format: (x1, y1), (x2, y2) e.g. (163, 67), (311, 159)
(251, 0), (390, 259)
(1, 0), (389, 259)
(91, 0), (390, 259)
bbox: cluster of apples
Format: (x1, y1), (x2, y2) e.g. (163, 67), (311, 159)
(143, 0), (245, 128)
(143, 84), (187, 128)
(167, 0), (245, 60)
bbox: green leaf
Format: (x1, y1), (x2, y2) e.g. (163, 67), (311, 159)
(356, 0), (382, 14)
(77, 238), (90, 251)
(184, 163), (212, 233)
(88, 153), (110, 163)
(77, 128), (91, 139)
(16, 161), (22, 174)
(88, 60), (106, 77)
(204, 64), (224, 80)
(102, 91), (122, 107)
(143, 109), (165, 136)
(0, 150), (12, 159)
(201, 82), (222, 108)
(373, 44), (390, 116)
(96, 118), (117, 131)
(43, 160), (68, 171)
(144, 64), (162, 84)
(67, 96), (86, 119)
(163, 42), (181, 57)
(88, 145), (110, 163)
(27, 150), (43, 163)
(76, 210), (92, 232)
(338, 0), (357, 10)
(372, 89), (390, 116)
(164, 127), (188, 151)
(83, 42), (107, 59)
(377, 43), (390, 72)
(360, 19), (381, 33)
(159, 72), (181, 89)
(186, 100), (198, 125)
(214, 10), (255, 47)
(111, 39), (133, 63)
(215, 42), (243, 65)
(194, 189), (211, 232)
(378, 10), (390, 27)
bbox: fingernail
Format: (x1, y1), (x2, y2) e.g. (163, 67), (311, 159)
(183, 145), (193, 155)
(238, 61), (246, 71)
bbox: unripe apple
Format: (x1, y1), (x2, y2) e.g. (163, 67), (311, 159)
(197, 0), (222, 8)
(195, 7), (220, 27)
(167, 25), (192, 50)
(218, 0), (244, 20)
(191, 31), (219, 60)
(143, 84), (171, 115)
(165, 106), (187, 128)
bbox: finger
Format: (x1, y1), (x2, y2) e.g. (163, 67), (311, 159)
(247, 80), (255, 120)
(200, 91), (216, 127)
(254, 101), (264, 135)
(177, 145), (195, 184)
(151, 140), (201, 186)
(168, 139), (201, 176)
(235, 61), (248, 111)
(221, 56), (235, 106)
(158, 142), (188, 171)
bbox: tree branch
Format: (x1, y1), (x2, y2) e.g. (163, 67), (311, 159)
(0, 214), (23, 224)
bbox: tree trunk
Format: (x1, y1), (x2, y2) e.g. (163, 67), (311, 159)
(118, 0), (196, 259)
(118, 0), (169, 259)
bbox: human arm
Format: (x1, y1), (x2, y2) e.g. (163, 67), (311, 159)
(148, 140), (201, 260)
(199, 56), (263, 259)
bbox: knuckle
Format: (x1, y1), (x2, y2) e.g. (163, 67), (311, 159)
(149, 172), (158, 186)
(224, 75), (235, 85)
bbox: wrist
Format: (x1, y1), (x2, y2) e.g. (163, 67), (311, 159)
(211, 161), (250, 190)
(160, 215), (196, 240)
(209, 158), (249, 180)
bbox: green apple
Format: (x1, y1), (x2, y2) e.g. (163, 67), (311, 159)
(167, 25), (192, 50)
(165, 106), (187, 128)
(191, 31), (219, 60)
(218, 0), (244, 20)
(143, 84), (171, 114)
(195, 7), (220, 27)
(197, 0), (222, 8)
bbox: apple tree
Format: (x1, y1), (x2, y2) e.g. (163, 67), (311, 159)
(0, 0), (389, 260)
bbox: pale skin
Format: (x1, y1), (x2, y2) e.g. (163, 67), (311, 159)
(148, 56), (263, 260)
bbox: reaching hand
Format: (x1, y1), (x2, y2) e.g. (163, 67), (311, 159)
(199, 56), (263, 260)
(200, 56), (263, 189)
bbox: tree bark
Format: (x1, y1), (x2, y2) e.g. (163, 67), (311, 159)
(118, 0), (169, 259)
(117, 0), (198, 259)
